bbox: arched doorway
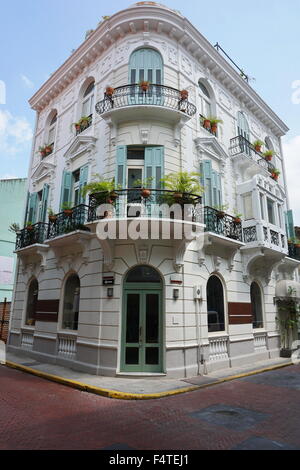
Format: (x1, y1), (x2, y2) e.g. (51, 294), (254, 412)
(251, 282), (264, 329)
(207, 275), (225, 333)
(121, 265), (163, 373)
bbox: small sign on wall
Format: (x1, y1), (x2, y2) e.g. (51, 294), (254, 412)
(103, 274), (115, 286)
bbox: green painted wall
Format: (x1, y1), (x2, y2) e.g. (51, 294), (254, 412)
(0, 178), (27, 302)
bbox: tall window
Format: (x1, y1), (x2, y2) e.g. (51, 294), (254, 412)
(207, 276), (225, 332)
(82, 81), (95, 117)
(198, 81), (212, 117)
(62, 274), (80, 330)
(267, 198), (275, 225)
(48, 112), (57, 147)
(237, 111), (250, 141)
(25, 279), (38, 326)
(129, 48), (163, 85)
(251, 282), (264, 329)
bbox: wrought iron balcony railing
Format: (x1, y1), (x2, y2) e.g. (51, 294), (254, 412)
(95, 84), (197, 117)
(229, 135), (275, 175)
(47, 204), (90, 240)
(87, 189), (202, 223)
(199, 114), (218, 137)
(15, 222), (49, 250)
(288, 243), (300, 261)
(204, 206), (243, 242)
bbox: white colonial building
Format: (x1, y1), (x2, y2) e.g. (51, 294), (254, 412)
(8, 2), (300, 378)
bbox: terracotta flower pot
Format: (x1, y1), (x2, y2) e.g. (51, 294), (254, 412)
(48, 215), (57, 223)
(272, 174), (279, 181)
(106, 87), (114, 96)
(265, 155), (273, 161)
(26, 225), (34, 231)
(40, 150), (46, 158)
(203, 119), (211, 130)
(255, 145), (262, 152)
(217, 211), (225, 219)
(64, 209), (73, 217)
(141, 188), (151, 198)
(174, 192), (183, 200)
(140, 82), (150, 92)
(180, 90), (189, 100)
(211, 124), (218, 134)
(75, 124), (81, 131)
(234, 217), (241, 224)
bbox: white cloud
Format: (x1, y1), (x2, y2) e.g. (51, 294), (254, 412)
(21, 74), (34, 89)
(0, 174), (19, 179)
(0, 110), (33, 157)
(282, 135), (300, 225)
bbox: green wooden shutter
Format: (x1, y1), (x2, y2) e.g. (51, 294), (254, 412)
(286, 210), (295, 239)
(79, 165), (89, 204)
(60, 170), (72, 210)
(115, 146), (127, 217)
(27, 193), (39, 224)
(202, 160), (212, 207)
(145, 147), (164, 217)
(40, 184), (50, 222)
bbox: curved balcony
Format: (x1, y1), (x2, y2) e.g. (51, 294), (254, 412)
(95, 84), (197, 128)
(87, 188), (202, 223)
(204, 206), (243, 242)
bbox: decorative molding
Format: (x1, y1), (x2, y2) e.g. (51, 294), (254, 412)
(64, 135), (97, 163)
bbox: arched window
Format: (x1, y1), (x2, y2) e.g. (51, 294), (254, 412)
(48, 112), (57, 147)
(82, 80), (95, 118)
(25, 278), (38, 326)
(129, 48), (163, 85)
(207, 275), (225, 332)
(251, 282), (264, 329)
(198, 80), (212, 118)
(126, 265), (162, 284)
(237, 111), (250, 141)
(62, 274), (80, 330)
(265, 137), (274, 151)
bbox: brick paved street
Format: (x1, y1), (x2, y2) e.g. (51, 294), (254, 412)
(0, 364), (299, 450)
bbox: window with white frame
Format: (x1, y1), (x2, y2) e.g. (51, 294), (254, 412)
(48, 113), (57, 146)
(243, 193), (254, 220)
(267, 198), (275, 225)
(82, 81), (95, 118)
(198, 81), (212, 118)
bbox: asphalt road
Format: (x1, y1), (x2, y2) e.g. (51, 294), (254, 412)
(0, 364), (299, 450)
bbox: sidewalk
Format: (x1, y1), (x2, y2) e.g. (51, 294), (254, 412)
(5, 351), (292, 400)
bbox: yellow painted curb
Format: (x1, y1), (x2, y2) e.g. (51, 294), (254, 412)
(4, 360), (293, 401)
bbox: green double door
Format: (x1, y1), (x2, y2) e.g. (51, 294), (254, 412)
(121, 287), (163, 373)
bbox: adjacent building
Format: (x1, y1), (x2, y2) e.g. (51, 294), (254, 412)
(8, 3), (300, 378)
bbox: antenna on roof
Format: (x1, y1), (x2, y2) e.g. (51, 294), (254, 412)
(214, 42), (253, 84)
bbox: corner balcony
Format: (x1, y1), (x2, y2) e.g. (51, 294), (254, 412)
(242, 222), (288, 254)
(229, 135), (275, 181)
(95, 84), (197, 145)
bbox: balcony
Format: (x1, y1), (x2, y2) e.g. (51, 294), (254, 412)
(288, 243), (300, 261)
(16, 222), (48, 250)
(47, 204), (90, 240)
(229, 135), (275, 181)
(243, 223), (287, 254)
(75, 114), (93, 135)
(199, 115), (218, 137)
(204, 206), (243, 242)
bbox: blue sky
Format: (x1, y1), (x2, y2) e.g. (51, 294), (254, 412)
(1, 0), (300, 220)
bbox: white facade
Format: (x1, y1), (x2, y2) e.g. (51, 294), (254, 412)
(8, 2), (300, 378)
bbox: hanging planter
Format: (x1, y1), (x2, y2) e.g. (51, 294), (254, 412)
(139, 80), (151, 92)
(105, 86), (115, 97)
(264, 150), (275, 161)
(202, 118), (211, 130)
(271, 169), (280, 181)
(141, 188), (151, 198)
(180, 89), (189, 100)
(26, 222), (34, 231)
(209, 118), (223, 135)
(253, 140), (264, 153)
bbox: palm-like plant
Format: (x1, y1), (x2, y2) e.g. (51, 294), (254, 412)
(81, 176), (120, 205)
(160, 171), (203, 195)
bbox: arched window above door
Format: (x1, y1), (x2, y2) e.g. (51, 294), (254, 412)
(198, 79), (214, 118)
(126, 265), (162, 284)
(207, 275), (225, 333)
(129, 48), (163, 85)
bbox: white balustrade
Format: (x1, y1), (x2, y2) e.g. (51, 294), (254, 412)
(58, 335), (77, 359)
(254, 333), (267, 351)
(21, 332), (34, 350)
(209, 336), (229, 362)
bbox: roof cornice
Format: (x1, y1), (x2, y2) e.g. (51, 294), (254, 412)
(29, 4), (288, 136)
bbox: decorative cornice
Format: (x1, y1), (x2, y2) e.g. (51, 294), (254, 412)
(29, 4), (289, 136)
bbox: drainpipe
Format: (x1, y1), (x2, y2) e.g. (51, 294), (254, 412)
(279, 137), (290, 210)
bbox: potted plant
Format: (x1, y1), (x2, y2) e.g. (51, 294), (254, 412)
(139, 80), (151, 92)
(62, 202), (74, 217)
(132, 177), (154, 198)
(263, 150), (275, 161)
(213, 204), (229, 219)
(26, 221), (34, 231)
(81, 176), (120, 206)
(253, 140), (264, 153)
(48, 208), (57, 223)
(8, 223), (21, 234)
(105, 86), (115, 97)
(271, 169), (280, 181)
(180, 89), (189, 100)
(201, 116), (211, 130)
(160, 171), (203, 205)
(233, 211), (242, 224)
(209, 118), (223, 134)
(79, 116), (90, 129)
